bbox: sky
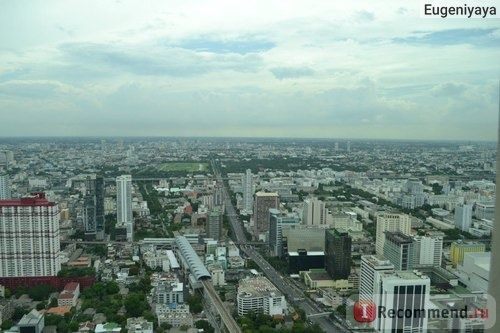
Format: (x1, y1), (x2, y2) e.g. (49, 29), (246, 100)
(0, 0), (499, 140)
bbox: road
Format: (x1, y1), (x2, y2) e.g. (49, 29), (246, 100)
(212, 160), (349, 333)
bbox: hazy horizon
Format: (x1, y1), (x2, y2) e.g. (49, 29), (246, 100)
(1, 1), (499, 140)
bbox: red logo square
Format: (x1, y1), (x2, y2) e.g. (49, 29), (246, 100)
(354, 300), (376, 322)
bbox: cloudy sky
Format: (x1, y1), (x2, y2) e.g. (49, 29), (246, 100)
(0, 0), (499, 140)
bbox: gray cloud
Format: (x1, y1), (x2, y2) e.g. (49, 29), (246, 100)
(270, 67), (315, 80)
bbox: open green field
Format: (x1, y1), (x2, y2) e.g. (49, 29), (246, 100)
(156, 162), (209, 172)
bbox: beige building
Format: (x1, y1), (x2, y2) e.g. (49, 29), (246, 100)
(375, 212), (411, 256)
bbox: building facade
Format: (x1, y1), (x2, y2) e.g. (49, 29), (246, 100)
(84, 175), (105, 240)
(359, 255), (394, 301)
(375, 212), (411, 256)
(302, 198), (327, 226)
(237, 276), (287, 316)
(383, 231), (414, 271)
(206, 209), (222, 241)
(268, 209), (300, 257)
(0, 193), (61, 278)
(116, 175), (133, 241)
(242, 169), (253, 213)
(325, 229), (351, 279)
(454, 204), (473, 232)
(450, 241), (485, 267)
(0, 174), (10, 200)
(253, 192), (279, 235)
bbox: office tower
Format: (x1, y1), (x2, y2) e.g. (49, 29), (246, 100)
(253, 192), (279, 235)
(94, 176), (105, 240)
(450, 241), (485, 267)
(0, 174), (11, 199)
(242, 169), (253, 213)
(383, 231), (414, 270)
(412, 234), (443, 266)
(116, 175), (133, 241)
(206, 209), (223, 241)
(268, 209), (300, 257)
(325, 229), (351, 279)
(346, 141), (351, 153)
(83, 175), (105, 240)
(359, 255), (394, 301)
(375, 212), (411, 256)
(213, 183), (224, 208)
(0, 192), (61, 277)
(302, 197), (327, 226)
(454, 204), (473, 231)
(334, 142), (339, 152)
(376, 271), (430, 333)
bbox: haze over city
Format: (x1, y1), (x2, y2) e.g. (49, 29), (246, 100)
(0, 0), (499, 140)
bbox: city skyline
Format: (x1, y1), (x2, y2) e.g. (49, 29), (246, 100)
(1, 1), (499, 140)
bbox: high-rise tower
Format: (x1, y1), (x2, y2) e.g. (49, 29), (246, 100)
(0, 174), (10, 199)
(116, 175), (133, 241)
(0, 192), (61, 277)
(242, 169), (253, 213)
(375, 212), (411, 256)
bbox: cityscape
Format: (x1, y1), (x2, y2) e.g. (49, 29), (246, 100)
(1, 1), (499, 333)
(0, 137), (497, 333)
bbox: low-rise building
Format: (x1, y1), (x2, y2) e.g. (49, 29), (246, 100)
(126, 317), (153, 333)
(237, 276), (287, 316)
(156, 304), (193, 328)
(57, 282), (80, 307)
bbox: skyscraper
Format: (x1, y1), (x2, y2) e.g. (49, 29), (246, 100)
(454, 203), (473, 232)
(253, 192), (279, 235)
(268, 209), (300, 257)
(376, 271), (430, 333)
(302, 198), (327, 226)
(325, 228), (351, 279)
(0, 174), (10, 199)
(375, 212), (411, 256)
(359, 255), (394, 301)
(0, 192), (61, 277)
(242, 169), (253, 213)
(116, 175), (133, 241)
(83, 175), (105, 240)
(206, 209), (223, 241)
(383, 231), (414, 270)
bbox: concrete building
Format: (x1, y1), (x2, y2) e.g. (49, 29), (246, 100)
(454, 204), (473, 232)
(253, 192), (279, 235)
(450, 241), (485, 267)
(268, 209), (300, 257)
(17, 309), (45, 333)
(237, 276), (287, 316)
(126, 317), (153, 333)
(156, 304), (193, 328)
(0, 193), (61, 277)
(154, 281), (184, 305)
(57, 282), (80, 307)
(302, 198), (327, 226)
(116, 175), (133, 241)
(325, 229), (351, 280)
(359, 255), (394, 302)
(383, 231), (414, 271)
(474, 202), (494, 220)
(412, 234), (443, 266)
(375, 271), (430, 333)
(242, 169), (253, 213)
(282, 226), (326, 252)
(0, 174), (11, 199)
(375, 212), (411, 256)
(457, 252), (490, 293)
